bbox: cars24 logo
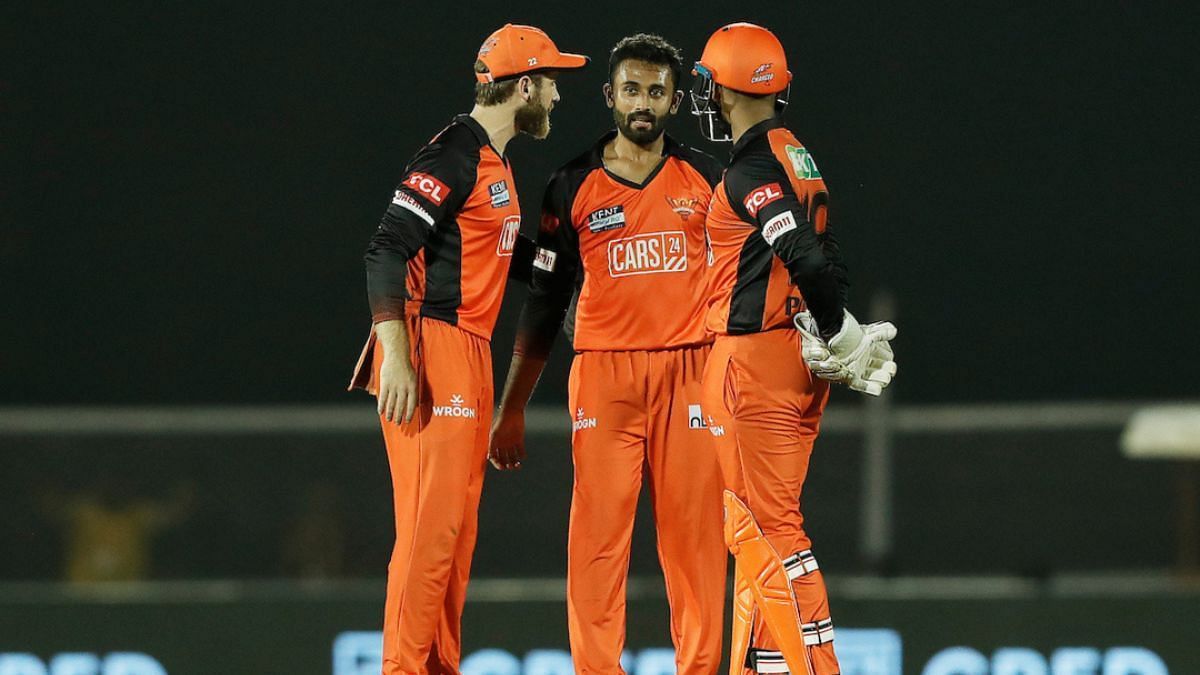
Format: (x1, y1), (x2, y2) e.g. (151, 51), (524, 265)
(496, 216), (520, 256)
(607, 232), (687, 278)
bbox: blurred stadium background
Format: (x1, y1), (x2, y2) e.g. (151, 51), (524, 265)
(4, 1), (1198, 674)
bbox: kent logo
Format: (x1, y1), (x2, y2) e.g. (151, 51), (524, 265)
(785, 145), (822, 180)
(404, 172), (450, 205)
(586, 205), (626, 232)
(489, 180), (511, 207)
(432, 394), (477, 419)
(744, 182), (783, 217)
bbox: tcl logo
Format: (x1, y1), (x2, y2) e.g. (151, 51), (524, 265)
(404, 172), (450, 206)
(496, 216), (520, 256)
(607, 232), (687, 277)
(744, 182), (783, 217)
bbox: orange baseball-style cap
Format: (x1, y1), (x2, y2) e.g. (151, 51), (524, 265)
(475, 24), (589, 83)
(695, 22), (792, 95)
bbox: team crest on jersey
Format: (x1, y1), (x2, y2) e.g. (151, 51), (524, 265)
(785, 145), (822, 180)
(665, 196), (700, 221)
(586, 205), (627, 233)
(488, 180), (511, 207)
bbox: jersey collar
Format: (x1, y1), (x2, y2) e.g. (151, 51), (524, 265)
(588, 130), (685, 190)
(588, 129), (687, 166)
(731, 116), (786, 160)
(454, 113), (507, 162)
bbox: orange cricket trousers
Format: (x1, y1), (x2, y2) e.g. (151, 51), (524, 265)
(359, 314), (493, 675)
(701, 328), (839, 675)
(566, 346), (727, 675)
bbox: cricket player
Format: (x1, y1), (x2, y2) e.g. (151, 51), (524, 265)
(688, 23), (897, 675)
(490, 33), (728, 675)
(347, 24), (588, 675)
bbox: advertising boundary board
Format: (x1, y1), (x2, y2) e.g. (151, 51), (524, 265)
(1, 582), (1196, 674)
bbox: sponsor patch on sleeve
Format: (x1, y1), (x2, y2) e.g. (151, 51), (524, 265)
(534, 247), (557, 272)
(761, 211), (798, 245)
(743, 182), (783, 217)
(403, 171), (451, 206)
(391, 190), (435, 226)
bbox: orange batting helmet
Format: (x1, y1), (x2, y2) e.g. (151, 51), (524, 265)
(690, 23), (792, 141)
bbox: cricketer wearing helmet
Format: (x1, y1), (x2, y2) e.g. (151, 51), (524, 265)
(348, 24), (587, 675)
(491, 33), (727, 675)
(689, 22), (898, 675)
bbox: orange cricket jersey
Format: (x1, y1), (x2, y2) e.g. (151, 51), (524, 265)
(367, 114), (522, 340)
(705, 118), (845, 336)
(517, 132), (723, 356)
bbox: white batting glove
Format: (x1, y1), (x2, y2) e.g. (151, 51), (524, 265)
(793, 310), (898, 396)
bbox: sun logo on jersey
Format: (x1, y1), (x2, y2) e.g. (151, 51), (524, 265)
(665, 196), (700, 221)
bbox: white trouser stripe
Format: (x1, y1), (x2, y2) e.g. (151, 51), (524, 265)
(750, 650), (788, 674)
(802, 619), (835, 645)
(783, 549), (819, 580)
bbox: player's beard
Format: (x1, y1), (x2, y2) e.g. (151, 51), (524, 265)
(615, 108), (669, 146)
(515, 97), (551, 139)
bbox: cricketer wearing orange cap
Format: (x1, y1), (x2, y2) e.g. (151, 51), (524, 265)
(688, 22), (898, 675)
(491, 33), (727, 675)
(348, 23), (587, 675)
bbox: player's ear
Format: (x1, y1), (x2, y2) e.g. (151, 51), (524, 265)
(669, 89), (684, 115)
(602, 82), (615, 109)
(518, 75), (534, 102)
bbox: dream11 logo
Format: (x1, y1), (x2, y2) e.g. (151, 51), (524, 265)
(332, 630), (902, 675)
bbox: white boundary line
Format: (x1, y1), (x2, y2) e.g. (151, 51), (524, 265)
(0, 401), (1191, 436)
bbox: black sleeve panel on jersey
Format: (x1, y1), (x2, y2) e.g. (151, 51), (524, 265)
(364, 125), (478, 322)
(676, 145), (725, 188)
(514, 171), (583, 359)
(726, 151), (847, 337)
(507, 234), (536, 284)
(818, 224), (850, 306)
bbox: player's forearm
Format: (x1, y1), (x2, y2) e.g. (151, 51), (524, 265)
(496, 352), (548, 416)
(772, 229), (846, 337)
(373, 319), (412, 366)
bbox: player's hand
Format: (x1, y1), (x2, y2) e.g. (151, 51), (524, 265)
(488, 408), (526, 471)
(793, 310), (897, 396)
(377, 353), (419, 424)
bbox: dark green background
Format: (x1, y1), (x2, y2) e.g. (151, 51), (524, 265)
(5, 2), (1197, 405)
(1, 428), (1177, 579)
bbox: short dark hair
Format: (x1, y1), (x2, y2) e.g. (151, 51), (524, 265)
(473, 61), (548, 106)
(608, 33), (683, 91)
